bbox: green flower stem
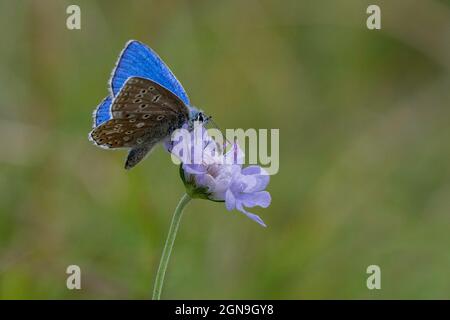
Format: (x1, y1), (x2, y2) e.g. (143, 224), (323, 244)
(152, 193), (191, 300)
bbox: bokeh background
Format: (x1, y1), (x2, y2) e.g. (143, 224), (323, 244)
(1, 0), (449, 299)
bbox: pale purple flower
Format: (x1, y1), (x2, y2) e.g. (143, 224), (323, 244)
(171, 124), (271, 227)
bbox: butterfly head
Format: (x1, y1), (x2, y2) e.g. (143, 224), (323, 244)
(188, 107), (211, 130)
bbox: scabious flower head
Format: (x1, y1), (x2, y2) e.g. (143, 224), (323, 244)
(168, 123), (271, 227)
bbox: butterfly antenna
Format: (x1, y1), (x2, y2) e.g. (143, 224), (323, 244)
(208, 117), (233, 148)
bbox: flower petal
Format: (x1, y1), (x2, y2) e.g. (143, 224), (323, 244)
(195, 174), (216, 193)
(236, 202), (267, 227)
(225, 189), (236, 211)
(241, 165), (261, 175)
(239, 191), (271, 208)
(241, 166), (269, 192)
(183, 164), (206, 175)
(213, 179), (231, 195)
(253, 174), (270, 192)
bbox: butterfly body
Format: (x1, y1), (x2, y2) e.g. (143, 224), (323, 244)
(89, 41), (208, 169)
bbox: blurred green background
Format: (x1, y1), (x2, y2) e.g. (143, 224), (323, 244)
(1, 0), (449, 299)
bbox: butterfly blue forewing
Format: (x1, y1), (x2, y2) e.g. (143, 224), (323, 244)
(109, 40), (190, 105)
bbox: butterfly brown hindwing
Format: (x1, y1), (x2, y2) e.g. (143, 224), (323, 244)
(90, 117), (162, 148)
(90, 77), (189, 149)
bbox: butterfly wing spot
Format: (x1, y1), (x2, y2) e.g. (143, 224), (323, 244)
(136, 138), (144, 144)
(157, 115), (165, 121)
(152, 95), (161, 102)
(142, 114), (151, 119)
(136, 122), (145, 128)
(139, 89), (148, 94)
(125, 130), (133, 135)
(133, 98), (142, 103)
(139, 104), (148, 109)
(148, 86), (155, 91)
(136, 94), (144, 98)
(129, 118), (137, 123)
(123, 136), (131, 141)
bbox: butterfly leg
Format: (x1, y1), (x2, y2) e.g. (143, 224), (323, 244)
(125, 142), (157, 170)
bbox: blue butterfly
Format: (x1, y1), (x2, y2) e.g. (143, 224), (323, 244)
(89, 40), (208, 169)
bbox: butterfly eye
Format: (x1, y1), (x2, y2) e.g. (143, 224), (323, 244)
(134, 98), (142, 103)
(156, 115), (165, 121)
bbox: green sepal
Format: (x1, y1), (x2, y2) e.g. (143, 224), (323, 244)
(179, 164), (211, 200)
